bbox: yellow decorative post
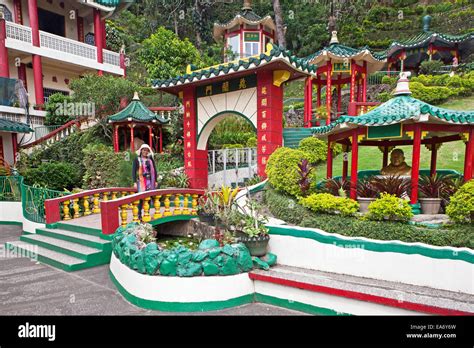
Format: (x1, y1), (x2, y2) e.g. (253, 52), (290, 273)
(153, 195), (162, 219)
(191, 194), (199, 215)
(142, 197), (151, 222)
(111, 192), (118, 200)
(164, 194), (172, 217)
(132, 201), (140, 222)
(120, 204), (128, 227)
(102, 192), (109, 202)
(72, 198), (80, 219)
(174, 194), (182, 215)
(92, 193), (100, 214)
(183, 194), (190, 215)
(63, 200), (71, 220)
(83, 196), (91, 216)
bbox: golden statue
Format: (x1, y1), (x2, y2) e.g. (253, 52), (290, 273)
(381, 149), (412, 176)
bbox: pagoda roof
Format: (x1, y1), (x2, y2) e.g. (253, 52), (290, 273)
(213, 8), (275, 41)
(0, 118), (32, 133)
(304, 33), (386, 74)
(80, 0), (134, 12)
(108, 95), (169, 124)
(152, 44), (316, 92)
(311, 95), (474, 138)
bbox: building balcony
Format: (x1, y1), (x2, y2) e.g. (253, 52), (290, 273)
(5, 22), (124, 76)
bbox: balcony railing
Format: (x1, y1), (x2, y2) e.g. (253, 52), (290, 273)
(5, 22), (121, 68)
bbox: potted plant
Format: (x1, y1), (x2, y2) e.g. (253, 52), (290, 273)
(357, 177), (379, 213)
(419, 174), (445, 214)
(239, 197), (270, 257)
(371, 175), (411, 199)
(197, 191), (220, 226)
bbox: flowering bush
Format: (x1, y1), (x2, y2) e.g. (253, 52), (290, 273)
(446, 180), (474, 224)
(366, 193), (413, 222)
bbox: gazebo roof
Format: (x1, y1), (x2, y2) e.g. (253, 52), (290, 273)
(312, 95), (474, 137)
(213, 1), (276, 41)
(108, 93), (169, 124)
(385, 16), (474, 62)
(152, 43), (316, 92)
(304, 32), (386, 73)
(82, 0), (134, 12)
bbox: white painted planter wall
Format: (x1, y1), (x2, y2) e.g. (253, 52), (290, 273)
(0, 202), (45, 233)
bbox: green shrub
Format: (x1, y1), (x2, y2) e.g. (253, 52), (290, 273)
(44, 93), (74, 126)
(381, 76), (397, 85)
(299, 193), (359, 217)
(264, 185), (312, 224)
(446, 180), (474, 224)
(82, 144), (127, 189)
(298, 137), (327, 164)
(154, 152), (183, 173)
(419, 60), (444, 75)
(266, 147), (309, 197)
(246, 136), (257, 148)
(366, 193), (413, 222)
(410, 82), (454, 105)
(23, 161), (81, 191)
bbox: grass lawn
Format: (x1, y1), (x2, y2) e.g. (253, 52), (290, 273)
(313, 96), (474, 182)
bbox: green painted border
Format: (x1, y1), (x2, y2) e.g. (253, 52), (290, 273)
(268, 225), (474, 264)
(255, 293), (350, 316)
(0, 221), (22, 226)
(110, 270), (253, 312)
(196, 110), (257, 145)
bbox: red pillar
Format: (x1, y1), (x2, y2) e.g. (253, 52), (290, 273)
(350, 130), (359, 200)
(11, 133), (17, 165)
(28, 0), (44, 106)
(327, 142), (333, 179)
(337, 79), (342, 115)
(430, 144), (437, 177)
(326, 62), (332, 121)
(383, 146), (389, 168)
(77, 15), (84, 42)
(342, 155), (348, 181)
(129, 124), (134, 152)
(317, 83), (321, 107)
(257, 69), (283, 179)
(0, 17), (9, 78)
(464, 128), (474, 181)
(159, 125), (163, 153)
(183, 87), (208, 188)
(362, 62), (368, 103)
(410, 125), (422, 204)
(148, 126), (153, 148)
(350, 60), (356, 103)
(113, 125), (119, 153)
(304, 77), (312, 128)
(94, 9), (104, 75)
(14, 0), (23, 24)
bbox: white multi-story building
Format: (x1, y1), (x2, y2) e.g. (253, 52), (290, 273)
(0, 0), (131, 167)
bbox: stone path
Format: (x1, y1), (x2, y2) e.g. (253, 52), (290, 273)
(0, 225), (305, 316)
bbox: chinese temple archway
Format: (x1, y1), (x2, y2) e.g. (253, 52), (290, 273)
(154, 44), (315, 188)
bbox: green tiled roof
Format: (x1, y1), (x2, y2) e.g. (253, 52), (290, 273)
(0, 119), (32, 133)
(305, 43), (387, 63)
(153, 44), (317, 89)
(385, 31), (474, 57)
(108, 99), (169, 124)
(311, 95), (474, 136)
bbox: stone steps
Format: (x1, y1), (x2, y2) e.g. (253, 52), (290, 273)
(36, 228), (110, 250)
(250, 265), (474, 316)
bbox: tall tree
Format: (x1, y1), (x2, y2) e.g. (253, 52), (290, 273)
(272, 0), (286, 48)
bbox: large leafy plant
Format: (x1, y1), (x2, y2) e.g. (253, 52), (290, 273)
(419, 174), (446, 198)
(371, 175), (411, 198)
(297, 159), (313, 197)
(357, 178), (379, 198)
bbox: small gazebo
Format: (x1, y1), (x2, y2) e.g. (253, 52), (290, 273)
(108, 92), (169, 153)
(386, 15), (474, 73)
(303, 31), (386, 126)
(311, 73), (474, 210)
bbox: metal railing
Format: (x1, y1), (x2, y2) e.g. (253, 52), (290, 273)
(34, 125), (62, 140)
(208, 147), (257, 188)
(21, 182), (66, 223)
(368, 71), (402, 85)
(0, 176), (23, 202)
(103, 49), (121, 66)
(5, 21), (32, 43)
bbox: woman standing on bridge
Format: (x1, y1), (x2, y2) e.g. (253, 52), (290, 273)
(132, 144), (158, 220)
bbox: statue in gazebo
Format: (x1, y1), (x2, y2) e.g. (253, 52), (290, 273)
(380, 149), (412, 176)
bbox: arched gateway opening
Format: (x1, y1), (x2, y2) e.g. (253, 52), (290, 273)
(153, 44), (316, 188)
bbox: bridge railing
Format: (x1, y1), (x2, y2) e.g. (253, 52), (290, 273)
(100, 188), (205, 235)
(44, 187), (137, 225)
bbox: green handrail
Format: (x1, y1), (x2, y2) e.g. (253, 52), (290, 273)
(0, 176), (23, 202)
(20, 181), (67, 223)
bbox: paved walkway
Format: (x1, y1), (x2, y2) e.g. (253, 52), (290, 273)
(0, 225), (304, 316)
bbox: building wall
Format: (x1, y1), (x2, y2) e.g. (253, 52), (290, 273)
(0, 132), (14, 165)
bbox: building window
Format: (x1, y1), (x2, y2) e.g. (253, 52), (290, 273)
(244, 42), (259, 57)
(227, 34), (240, 60)
(43, 88), (69, 104)
(0, 5), (13, 22)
